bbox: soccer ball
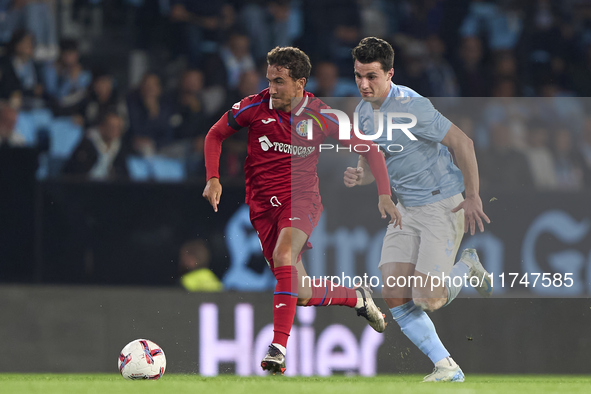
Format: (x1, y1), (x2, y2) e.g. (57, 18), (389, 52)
(118, 339), (166, 380)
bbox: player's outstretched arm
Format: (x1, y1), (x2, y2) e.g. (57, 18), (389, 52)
(203, 111), (242, 212)
(441, 124), (490, 235)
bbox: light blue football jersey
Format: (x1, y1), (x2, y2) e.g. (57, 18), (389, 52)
(355, 82), (464, 207)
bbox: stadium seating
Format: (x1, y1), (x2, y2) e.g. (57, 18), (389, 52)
(127, 155), (186, 182)
(48, 118), (83, 158)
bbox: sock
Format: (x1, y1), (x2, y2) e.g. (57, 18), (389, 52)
(271, 265), (298, 348)
(435, 356), (458, 369)
(271, 343), (286, 356)
(305, 278), (357, 308)
(390, 301), (450, 364)
(444, 261), (469, 307)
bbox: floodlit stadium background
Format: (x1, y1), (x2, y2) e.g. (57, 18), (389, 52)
(1, 0), (591, 375)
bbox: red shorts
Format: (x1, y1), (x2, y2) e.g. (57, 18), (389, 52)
(250, 195), (322, 272)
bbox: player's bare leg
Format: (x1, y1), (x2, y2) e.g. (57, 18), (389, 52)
(261, 227), (307, 375)
(381, 262), (464, 382)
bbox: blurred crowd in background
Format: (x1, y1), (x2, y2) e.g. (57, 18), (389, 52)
(0, 0), (591, 190)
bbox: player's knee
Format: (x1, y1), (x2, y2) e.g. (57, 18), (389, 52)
(382, 285), (406, 300)
(413, 297), (445, 313)
(297, 296), (311, 306)
(384, 297), (410, 309)
(272, 246), (291, 267)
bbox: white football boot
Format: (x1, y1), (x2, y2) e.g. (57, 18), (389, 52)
(460, 248), (493, 298)
(423, 358), (465, 382)
(355, 286), (386, 333)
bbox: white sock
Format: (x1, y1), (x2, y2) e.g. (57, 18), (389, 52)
(435, 356), (458, 369)
(354, 289), (364, 309)
(272, 343), (286, 356)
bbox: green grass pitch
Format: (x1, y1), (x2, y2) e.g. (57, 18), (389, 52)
(1, 374), (590, 394)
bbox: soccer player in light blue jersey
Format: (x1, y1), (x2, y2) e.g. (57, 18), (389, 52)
(343, 37), (492, 382)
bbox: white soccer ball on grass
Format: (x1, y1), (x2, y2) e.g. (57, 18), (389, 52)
(118, 339), (166, 380)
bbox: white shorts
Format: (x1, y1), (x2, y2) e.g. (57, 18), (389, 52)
(378, 194), (465, 277)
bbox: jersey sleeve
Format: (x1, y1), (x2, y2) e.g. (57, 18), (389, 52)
(408, 97), (452, 143)
(204, 111), (242, 181)
(229, 94), (261, 129)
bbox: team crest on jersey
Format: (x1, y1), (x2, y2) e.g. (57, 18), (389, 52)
(295, 120), (309, 138)
(232, 102), (240, 110)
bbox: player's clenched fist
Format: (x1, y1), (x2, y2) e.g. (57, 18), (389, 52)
(203, 178), (222, 212)
(344, 167), (364, 187)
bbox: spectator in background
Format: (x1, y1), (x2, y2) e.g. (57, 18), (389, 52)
(479, 122), (532, 190)
(63, 111), (130, 180)
(0, 102), (25, 147)
(240, 0), (303, 61)
(44, 39), (92, 117)
(0, 0), (28, 46)
(304, 0), (360, 74)
(394, 40), (432, 96)
(126, 72), (173, 156)
(0, 0), (58, 61)
(493, 51), (518, 79)
(521, 0), (574, 92)
(523, 122), (557, 190)
(179, 239), (222, 292)
(205, 31), (255, 90)
(398, 0), (445, 39)
(161, 69), (208, 162)
(75, 70), (126, 129)
(478, 77), (528, 150)
(169, 0), (231, 67)
(0, 29), (44, 109)
(311, 61), (338, 97)
(223, 69), (260, 112)
(553, 128), (585, 190)
(327, 0), (361, 76)
(460, 0), (524, 52)
(454, 36), (489, 97)
(491, 51), (523, 94)
(169, 69), (207, 142)
(535, 80), (584, 134)
(309, 61), (357, 97)
(25, 0), (58, 61)
(424, 34), (459, 97)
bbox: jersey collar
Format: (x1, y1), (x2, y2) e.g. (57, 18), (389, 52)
(268, 91), (310, 115)
(379, 81), (397, 110)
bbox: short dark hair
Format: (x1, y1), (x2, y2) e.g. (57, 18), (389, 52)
(352, 37), (395, 73)
(266, 46), (311, 83)
(99, 108), (122, 125)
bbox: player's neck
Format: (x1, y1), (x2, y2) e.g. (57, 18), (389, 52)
(281, 95), (304, 113)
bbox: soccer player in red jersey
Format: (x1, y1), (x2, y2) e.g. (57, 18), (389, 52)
(202, 46), (401, 374)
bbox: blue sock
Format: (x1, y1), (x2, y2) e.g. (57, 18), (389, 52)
(390, 301), (449, 364)
(444, 261), (469, 307)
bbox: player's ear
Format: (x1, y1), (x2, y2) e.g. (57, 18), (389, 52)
(297, 77), (306, 91)
(387, 68), (394, 81)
